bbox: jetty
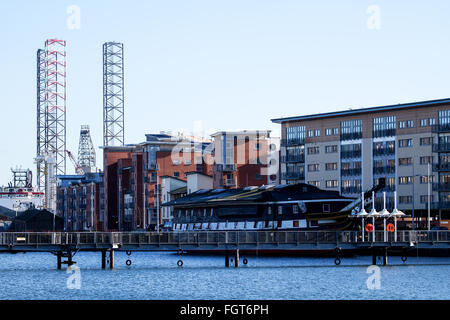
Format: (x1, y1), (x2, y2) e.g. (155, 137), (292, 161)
(0, 230), (449, 269)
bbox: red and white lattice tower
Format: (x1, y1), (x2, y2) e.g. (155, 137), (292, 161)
(44, 39), (67, 212)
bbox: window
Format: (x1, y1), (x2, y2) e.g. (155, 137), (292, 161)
(286, 126), (306, 144)
(420, 119), (427, 127)
(399, 121), (406, 129)
(420, 156), (433, 165)
(429, 118), (436, 126)
(255, 173), (262, 180)
(308, 164), (320, 172)
(325, 163), (338, 171)
(323, 204), (330, 213)
(308, 130), (313, 138)
(293, 205), (299, 214)
(314, 129), (320, 137)
(373, 116), (396, 137)
(398, 139), (413, 148)
(333, 128), (339, 135)
(325, 180), (338, 188)
(325, 128), (332, 136)
(399, 158), (413, 166)
(399, 176), (413, 185)
(307, 146), (320, 155)
(308, 181), (320, 187)
(325, 145), (338, 153)
(174, 172), (180, 178)
(173, 160), (180, 165)
(399, 196), (413, 204)
(268, 207), (272, 215)
(278, 206), (283, 215)
(420, 175), (435, 184)
(341, 120), (362, 140)
(407, 120), (414, 128)
(420, 137), (433, 145)
(420, 195), (434, 203)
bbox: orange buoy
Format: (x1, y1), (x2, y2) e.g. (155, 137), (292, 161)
(386, 223), (395, 232)
(365, 224), (374, 233)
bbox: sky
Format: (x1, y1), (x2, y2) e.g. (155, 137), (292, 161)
(1, 0), (450, 184)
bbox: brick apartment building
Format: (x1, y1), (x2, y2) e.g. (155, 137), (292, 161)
(272, 98), (450, 223)
(56, 172), (104, 231)
(211, 130), (279, 189)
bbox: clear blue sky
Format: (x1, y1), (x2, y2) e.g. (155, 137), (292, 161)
(1, 0), (450, 184)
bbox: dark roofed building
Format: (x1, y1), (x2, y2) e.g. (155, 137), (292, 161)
(9, 209), (64, 232)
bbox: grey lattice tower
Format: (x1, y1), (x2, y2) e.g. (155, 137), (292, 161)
(78, 125), (96, 173)
(103, 42), (125, 146)
(44, 39), (67, 176)
(36, 49), (46, 191)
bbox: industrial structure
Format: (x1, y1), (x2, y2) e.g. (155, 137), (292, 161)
(35, 39), (67, 212)
(103, 42), (125, 147)
(78, 125), (97, 173)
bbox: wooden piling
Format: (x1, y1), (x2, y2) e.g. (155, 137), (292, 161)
(234, 249), (239, 268)
(101, 250), (106, 269)
(383, 248), (388, 266)
(372, 248), (377, 265)
(225, 250), (229, 267)
(57, 252), (62, 270)
(109, 250), (114, 269)
(67, 251), (73, 266)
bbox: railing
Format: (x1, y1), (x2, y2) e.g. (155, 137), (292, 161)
(372, 129), (396, 138)
(1, 231), (449, 247)
(432, 124), (450, 133)
(281, 172), (305, 180)
(433, 183), (450, 192)
(341, 168), (362, 176)
(340, 132), (362, 141)
(373, 166), (395, 175)
(340, 151), (362, 159)
(215, 164), (237, 172)
(281, 138), (305, 147)
(281, 155), (305, 163)
(433, 143), (450, 153)
(433, 163), (450, 172)
(373, 149), (395, 157)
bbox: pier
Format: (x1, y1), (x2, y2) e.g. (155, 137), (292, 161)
(0, 230), (449, 269)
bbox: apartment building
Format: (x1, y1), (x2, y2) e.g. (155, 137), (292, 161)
(56, 172), (104, 231)
(211, 130), (279, 189)
(272, 98), (450, 219)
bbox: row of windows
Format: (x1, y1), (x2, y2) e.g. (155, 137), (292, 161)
(399, 176), (435, 185)
(399, 195), (435, 204)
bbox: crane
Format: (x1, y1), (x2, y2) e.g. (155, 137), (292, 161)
(65, 150), (85, 175)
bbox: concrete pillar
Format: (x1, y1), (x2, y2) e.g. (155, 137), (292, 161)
(234, 249), (239, 268)
(109, 250), (114, 269)
(57, 252), (62, 270)
(225, 250), (229, 268)
(101, 250), (106, 269)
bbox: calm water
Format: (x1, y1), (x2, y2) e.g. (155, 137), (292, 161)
(0, 251), (449, 300)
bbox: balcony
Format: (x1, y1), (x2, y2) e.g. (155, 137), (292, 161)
(433, 163), (450, 172)
(372, 128), (396, 138)
(224, 179), (236, 187)
(341, 187), (362, 194)
(340, 150), (362, 159)
(373, 166), (395, 175)
(216, 164), (237, 172)
(431, 201), (450, 209)
(281, 138), (305, 147)
(433, 183), (450, 192)
(432, 143), (450, 153)
(340, 132), (362, 141)
(432, 124), (450, 133)
(373, 149), (395, 157)
(341, 168), (362, 177)
(281, 172), (305, 180)
(281, 154), (305, 163)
